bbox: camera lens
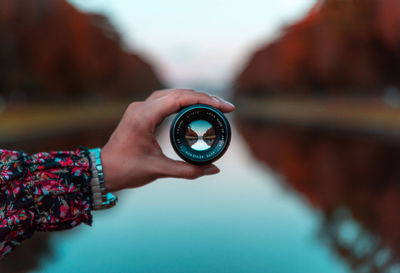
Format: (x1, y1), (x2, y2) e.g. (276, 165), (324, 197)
(170, 104), (231, 165)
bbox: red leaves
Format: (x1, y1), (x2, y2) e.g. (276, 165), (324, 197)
(236, 0), (400, 94)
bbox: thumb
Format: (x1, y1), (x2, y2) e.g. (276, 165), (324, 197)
(159, 157), (220, 180)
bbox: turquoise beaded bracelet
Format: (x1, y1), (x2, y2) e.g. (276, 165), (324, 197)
(89, 148), (117, 210)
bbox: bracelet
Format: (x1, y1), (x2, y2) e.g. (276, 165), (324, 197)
(89, 148), (118, 210)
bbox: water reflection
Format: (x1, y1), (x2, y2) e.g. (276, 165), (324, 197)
(0, 233), (53, 273)
(0, 121), (351, 273)
(2, 113), (400, 273)
(237, 119), (400, 273)
(185, 120), (216, 151)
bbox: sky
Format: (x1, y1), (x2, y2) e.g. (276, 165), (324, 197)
(69, 0), (315, 94)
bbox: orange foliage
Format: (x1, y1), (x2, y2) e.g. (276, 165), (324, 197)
(0, 0), (162, 102)
(236, 0), (400, 95)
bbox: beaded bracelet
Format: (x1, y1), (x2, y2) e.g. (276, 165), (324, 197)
(89, 148), (118, 210)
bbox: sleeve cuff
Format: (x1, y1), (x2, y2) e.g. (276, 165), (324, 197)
(23, 148), (93, 230)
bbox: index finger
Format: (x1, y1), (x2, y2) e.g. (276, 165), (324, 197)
(145, 88), (195, 101)
(148, 90), (235, 126)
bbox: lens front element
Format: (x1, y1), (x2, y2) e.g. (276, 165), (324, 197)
(185, 120), (216, 151)
(170, 104), (231, 165)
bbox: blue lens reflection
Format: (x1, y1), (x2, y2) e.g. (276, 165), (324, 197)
(185, 120), (216, 151)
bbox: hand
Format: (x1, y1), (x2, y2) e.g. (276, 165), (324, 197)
(100, 88), (235, 192)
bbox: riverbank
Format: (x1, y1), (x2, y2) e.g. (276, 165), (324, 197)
(0, 100), (129, 152)
(235, 96), (400, 139)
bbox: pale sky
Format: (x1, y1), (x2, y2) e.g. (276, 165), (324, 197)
(69, 0), (315, 94)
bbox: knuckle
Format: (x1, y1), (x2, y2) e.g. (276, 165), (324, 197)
(152, 89), (164, 96)
(127, 101), (141, 112)
(168, 90), (184, 102)
(148, 91), (159, 99)
(170, 89), (182, 96)
(202, 92), (215, 101)
(125, 102), (144, 127)
(169, 88), (194, 97)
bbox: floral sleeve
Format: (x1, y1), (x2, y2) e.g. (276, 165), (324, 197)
(0, 148), (93, 257)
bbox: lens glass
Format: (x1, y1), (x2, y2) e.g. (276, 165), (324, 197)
(185, 120), (216, 151)
(170, 104), (231, 165)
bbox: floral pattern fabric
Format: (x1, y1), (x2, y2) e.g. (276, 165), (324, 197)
(0, 148), (93, 257)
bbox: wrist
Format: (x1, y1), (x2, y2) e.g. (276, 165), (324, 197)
(89, 148), (118, 210)
(100, 145), (122, 192)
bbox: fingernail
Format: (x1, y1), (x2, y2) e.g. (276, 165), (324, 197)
(222, 98), (235, 108)
(203, 166), (219, 175)
(215, 95), (235, 108)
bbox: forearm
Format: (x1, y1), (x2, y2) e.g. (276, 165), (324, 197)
(0, 148), (93, 257)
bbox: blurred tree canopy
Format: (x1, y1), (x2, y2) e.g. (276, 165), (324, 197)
(236, 0), (400, 96)
(0, 0), (162, 104)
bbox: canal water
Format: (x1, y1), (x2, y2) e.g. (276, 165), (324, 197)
(2, 117), (399, 273)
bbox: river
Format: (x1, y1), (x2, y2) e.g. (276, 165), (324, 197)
(1, 115), (399, 273)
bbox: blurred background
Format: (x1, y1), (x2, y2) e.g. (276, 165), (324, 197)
(1, 0), (400, 272)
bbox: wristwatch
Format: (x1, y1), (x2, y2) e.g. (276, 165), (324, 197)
(89, 148), (118, 210)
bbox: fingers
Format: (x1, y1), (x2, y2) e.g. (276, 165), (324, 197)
(145, 88), (193, 101)
(148, 89), (235, 126)
(147, 89), (235, 113)
(210, 95), (236, 112)
(157, 157), (220, 179)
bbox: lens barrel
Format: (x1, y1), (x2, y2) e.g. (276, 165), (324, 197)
(170, 104), (231, 165)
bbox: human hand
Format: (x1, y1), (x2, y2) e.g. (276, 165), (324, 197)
(100, 89), (235, 192)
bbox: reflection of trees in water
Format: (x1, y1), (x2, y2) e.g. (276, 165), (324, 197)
(185, 126), (198, 147)
(0, 233), (53, 273)
(185, 126), (216, 147)
(203, 127), (216, 146)
(321, 209), (400, 273)
(238, 120), (400, 272)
